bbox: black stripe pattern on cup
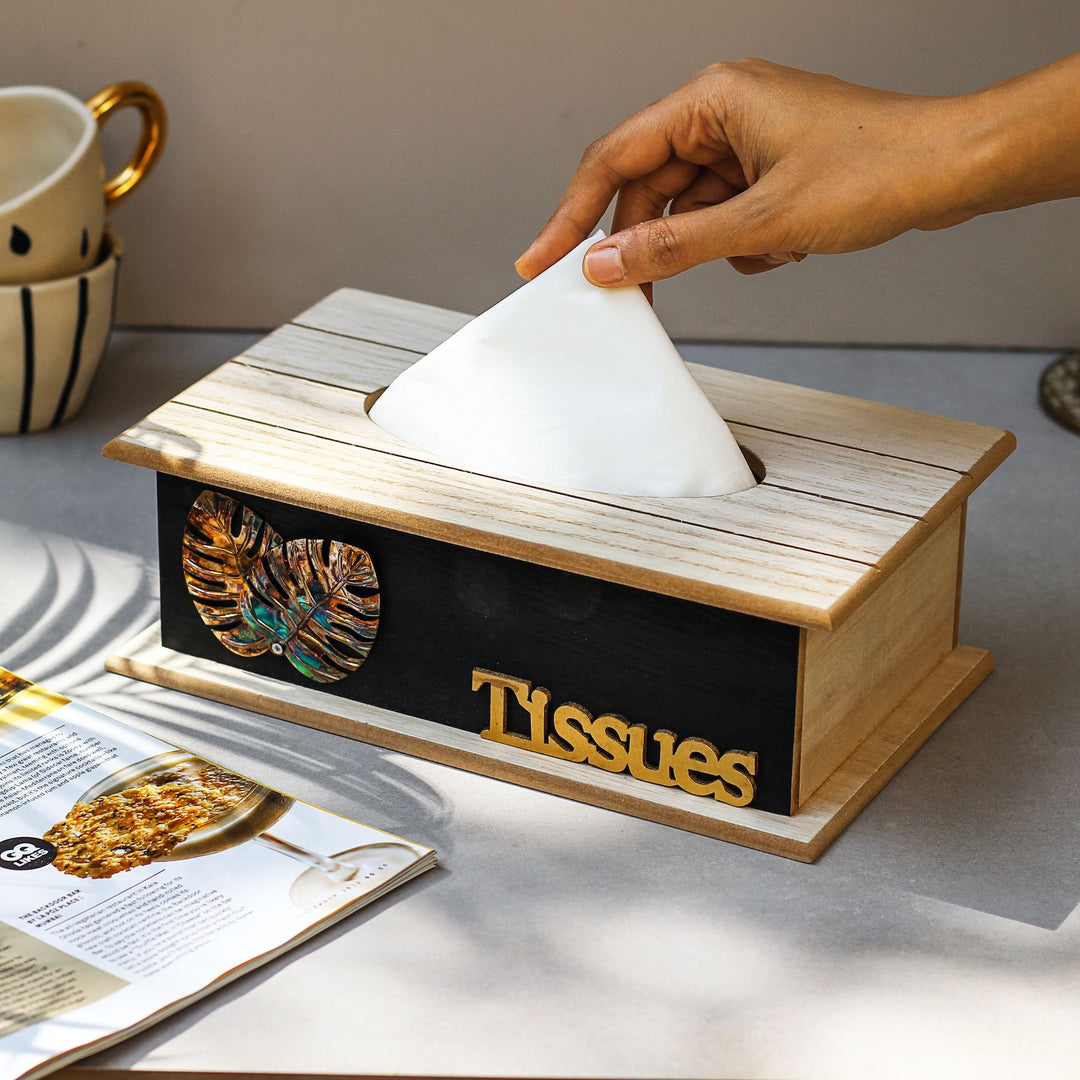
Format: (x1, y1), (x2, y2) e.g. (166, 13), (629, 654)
(19, 288), (33, 434)
(102, 250), (122, 369)
(51, 277), (89, 428)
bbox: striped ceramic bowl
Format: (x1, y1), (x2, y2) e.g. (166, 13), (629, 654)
(0, 226), (121, 434)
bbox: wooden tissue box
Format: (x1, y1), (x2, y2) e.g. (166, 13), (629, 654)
(104, 289), (1014, 861)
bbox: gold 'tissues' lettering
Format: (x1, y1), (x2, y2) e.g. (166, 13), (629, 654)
(473, 668), (757, 806)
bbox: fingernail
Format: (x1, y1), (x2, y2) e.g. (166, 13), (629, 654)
(584, 245), (625, 285)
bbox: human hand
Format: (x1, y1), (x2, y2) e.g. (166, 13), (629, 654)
(515, 55), (1080, 288)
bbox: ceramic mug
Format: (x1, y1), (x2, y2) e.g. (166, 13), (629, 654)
(0, 82), (165, 284)
(0, 227), (122, 434)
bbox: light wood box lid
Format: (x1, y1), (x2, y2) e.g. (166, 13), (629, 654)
(103, 288), (1014, 631)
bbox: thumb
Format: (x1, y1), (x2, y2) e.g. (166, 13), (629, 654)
(582, 188), (788, 287)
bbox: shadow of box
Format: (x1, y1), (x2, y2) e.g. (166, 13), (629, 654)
(104, 287), (1014, 861)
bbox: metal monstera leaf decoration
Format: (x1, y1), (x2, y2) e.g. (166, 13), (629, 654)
(182, 491), (380, 683)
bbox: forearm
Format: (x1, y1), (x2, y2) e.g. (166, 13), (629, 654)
(942, 51), (1080, 224)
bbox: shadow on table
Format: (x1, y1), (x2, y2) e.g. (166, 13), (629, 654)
(6, 525), (1077, 1078)
(2, 520), (1075, 936)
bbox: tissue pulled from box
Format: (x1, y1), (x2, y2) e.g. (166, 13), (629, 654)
(369, 234), (757, 497)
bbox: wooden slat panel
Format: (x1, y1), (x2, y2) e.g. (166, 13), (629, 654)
(235, 320), (969, 523)
(692, 365), (1016, 482)
(295, 287), (1014, 481)
(731, 424), (970, 524)
(172, 361), (921, 567)
(234, 319), (963, 522)
(243, 322), (420, 388)
(104, 400), (872, 629)
(293, 287), (472, 354)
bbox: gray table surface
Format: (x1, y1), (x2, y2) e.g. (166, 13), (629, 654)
(1, 329), (1078, 1080)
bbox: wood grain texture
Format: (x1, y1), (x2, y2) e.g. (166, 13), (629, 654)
(243, 321), (420, 389)
(170, 361), (921, 567)
(106, 624), (994, 862)
(692, 365), (1016, 484)
(730, 423), (969, 522)
(292, 286), (472, 353)
(235, 324), (967, 528)
(102, 287), (1014, 629)
(798, 507), (963, 804)
(107, 401), (868, 628)
(294, 287), (1016, 481)
(234, 318), (974, 524)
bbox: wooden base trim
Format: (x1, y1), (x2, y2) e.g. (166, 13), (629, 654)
(106, 626), (993, 863)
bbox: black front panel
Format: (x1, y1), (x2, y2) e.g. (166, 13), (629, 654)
(158, 475), (801, 815)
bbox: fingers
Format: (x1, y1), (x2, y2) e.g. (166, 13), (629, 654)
(668, 167), (742, 216)
(581, 184), (793, 286)
(514, 64), (815, 285)
(515, 93), (708, 279)
(611, 160), (701, 305)
(611, 158), (702, 235)
(727, 251), (807, 275)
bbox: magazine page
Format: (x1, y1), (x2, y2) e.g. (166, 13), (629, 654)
(0, 667), (436, 1080)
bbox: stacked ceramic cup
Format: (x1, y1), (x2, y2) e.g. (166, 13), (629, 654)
(0, 82), (165, 434)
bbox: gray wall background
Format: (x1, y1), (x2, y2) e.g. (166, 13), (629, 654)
(4, 0), (1079, 345)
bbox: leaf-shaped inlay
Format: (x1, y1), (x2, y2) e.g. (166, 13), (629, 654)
(239, 539), (381, 683)
(182, 490), (283, 656)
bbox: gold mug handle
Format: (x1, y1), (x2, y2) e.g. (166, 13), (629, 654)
(85, 81), (168, 211)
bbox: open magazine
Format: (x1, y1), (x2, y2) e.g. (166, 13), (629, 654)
(0, 666), (436, 1080)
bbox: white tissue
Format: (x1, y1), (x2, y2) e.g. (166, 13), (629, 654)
(369, 234), (757, 498)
